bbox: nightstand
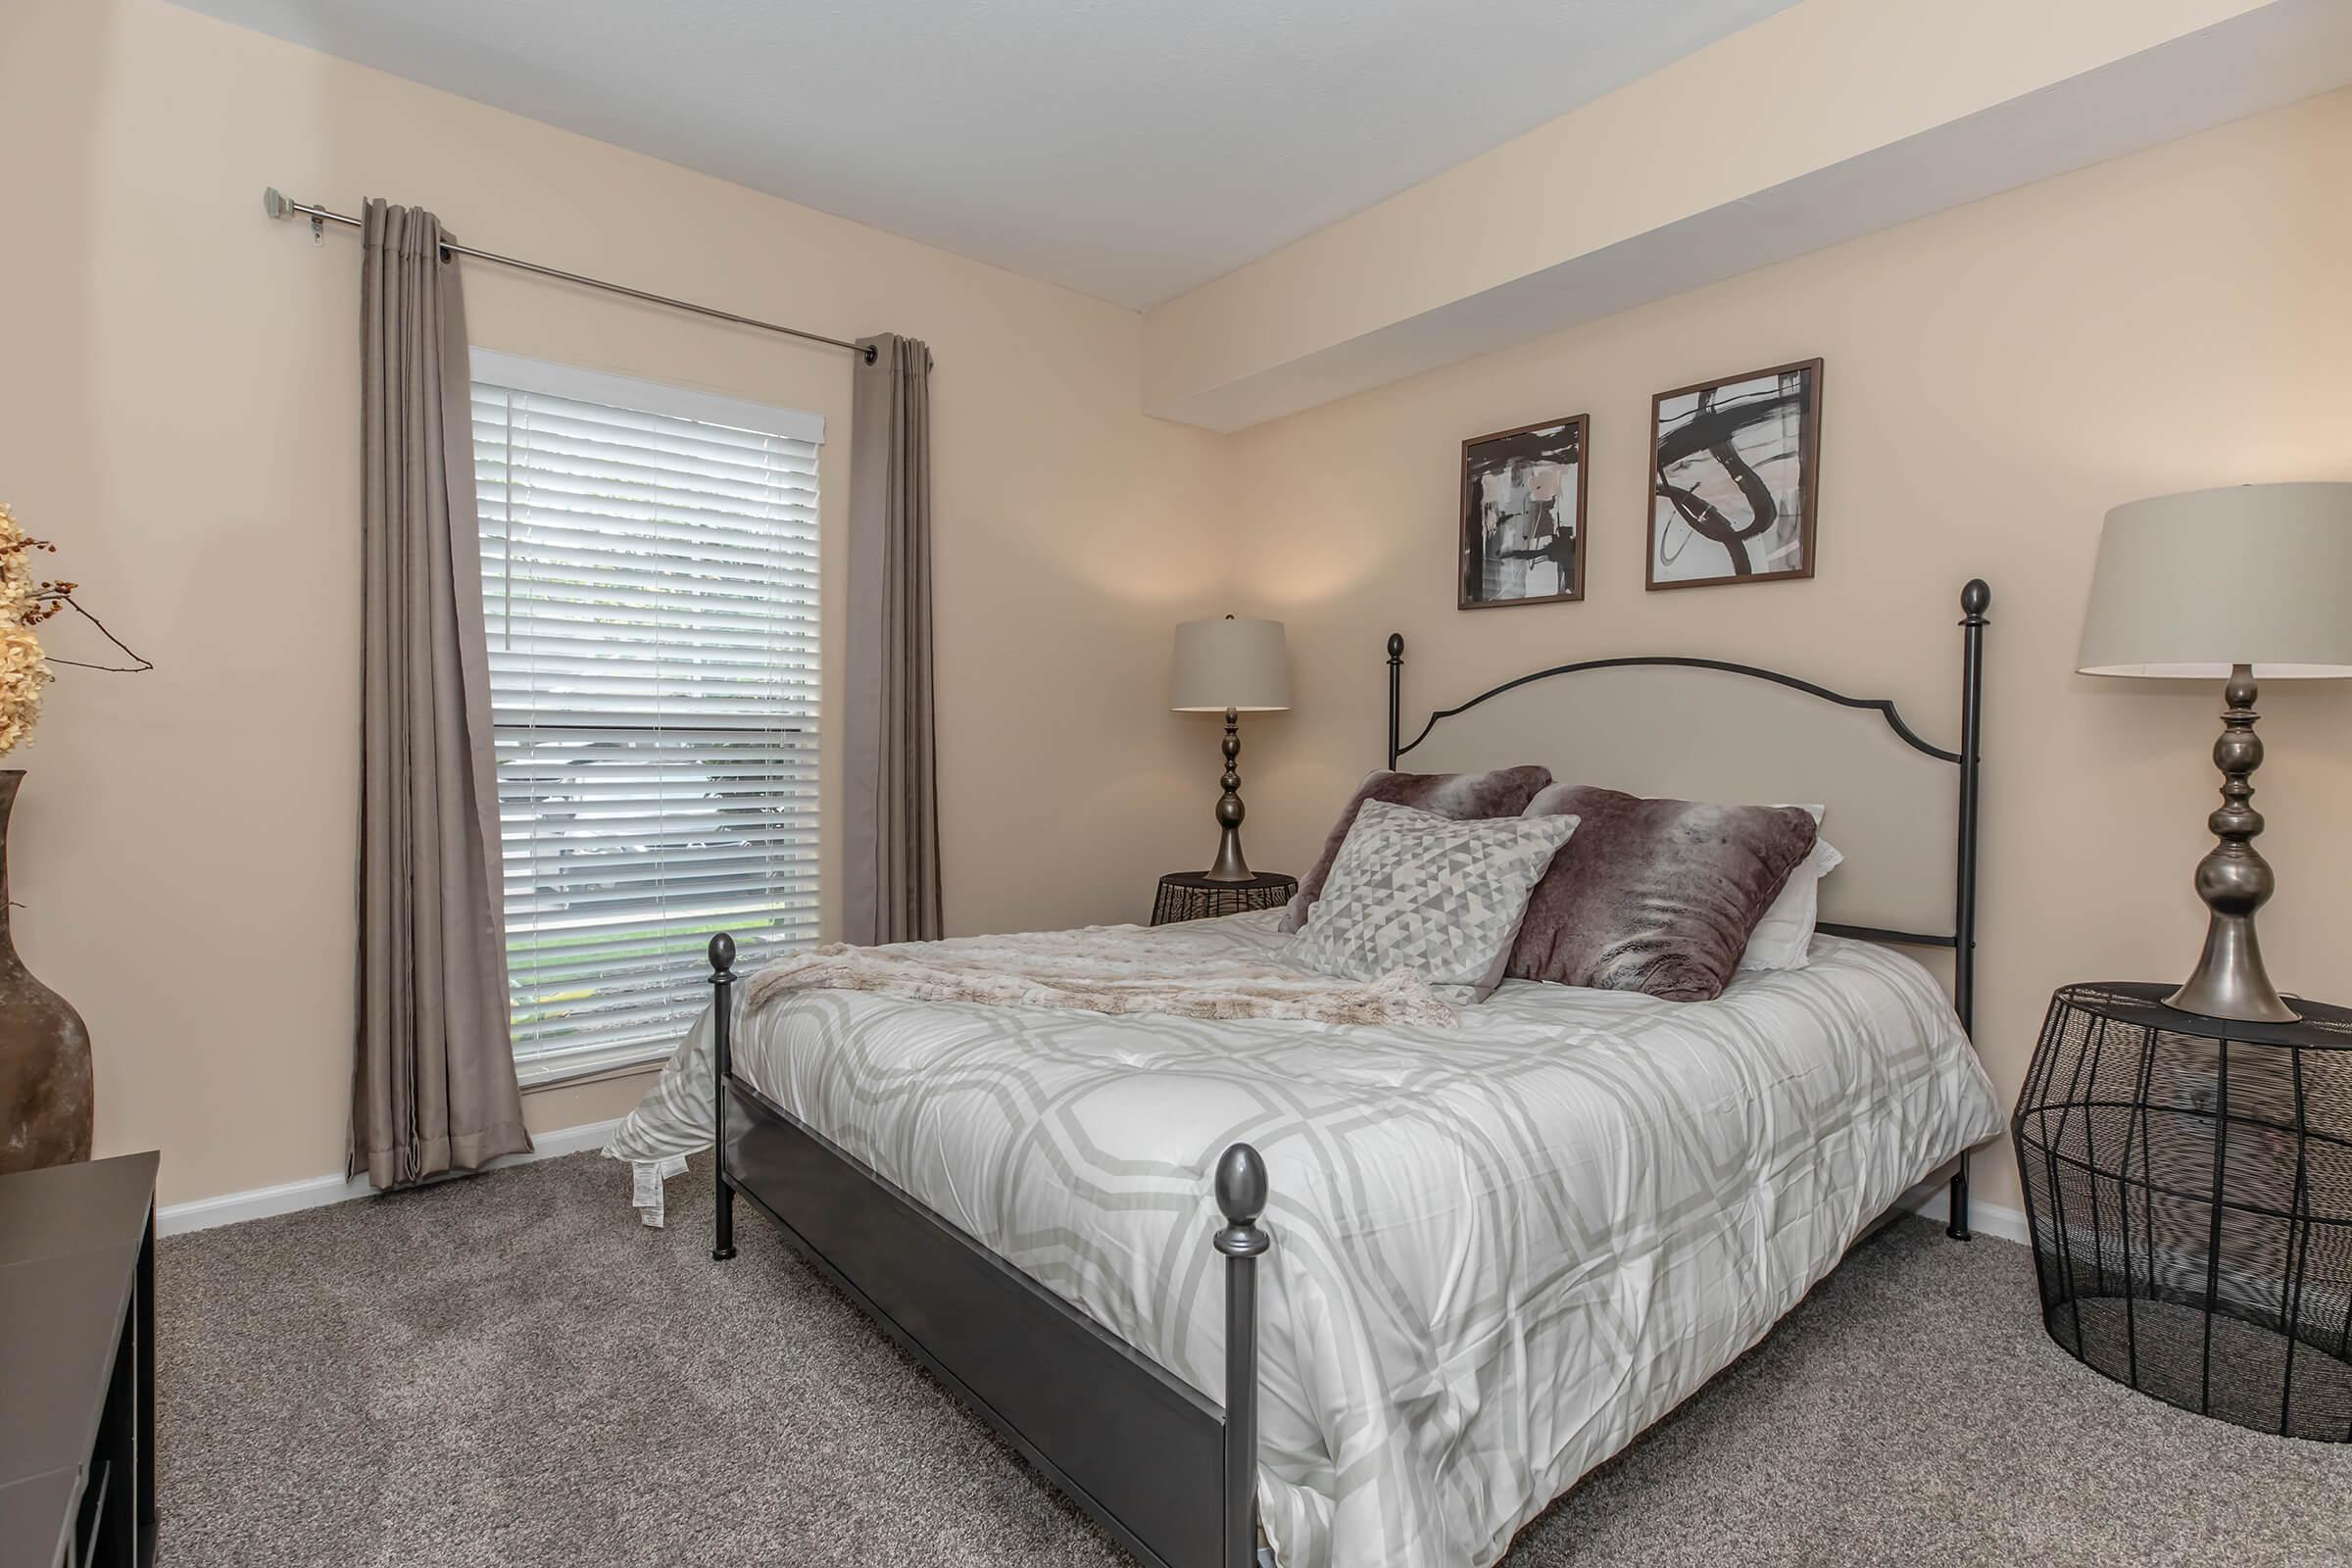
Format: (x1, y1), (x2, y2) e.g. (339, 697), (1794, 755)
(1152, 870), (1297, 926)
(0, 1151), (160, 1567)
(2013, 983), (2352, 1439)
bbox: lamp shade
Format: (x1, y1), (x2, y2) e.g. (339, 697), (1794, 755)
(2078, 483), (2352, 679)
(1171, 616), (1291, 711)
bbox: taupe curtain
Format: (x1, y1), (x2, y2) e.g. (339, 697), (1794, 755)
(843, 335), (943, 946)
(352, 199), (531, 1189)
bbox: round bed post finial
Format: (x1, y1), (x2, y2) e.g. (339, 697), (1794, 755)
(709, 931), (736, 973)
(1387, 633), (1403, 660)
(1213, 1143), (1270, 1256)
(1961, 579), (1990, 620)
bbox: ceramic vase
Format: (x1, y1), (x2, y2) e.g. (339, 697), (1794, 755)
(0, 770), (92, 1173)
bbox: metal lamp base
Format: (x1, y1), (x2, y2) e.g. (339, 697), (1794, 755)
(1200, 708), (1254, 883)
(2164, 665), (2299, 1024)
(2166, 940), (2299, 1025)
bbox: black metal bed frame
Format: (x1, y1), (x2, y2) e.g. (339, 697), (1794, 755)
(704, 578), (1991, 1568)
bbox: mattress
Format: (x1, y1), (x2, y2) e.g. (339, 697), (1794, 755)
(688, 911), (2000, 1568)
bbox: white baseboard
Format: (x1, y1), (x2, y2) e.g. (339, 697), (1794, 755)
(157, 1117), (622, 1237)
(1901, 1175), (2030, 1246)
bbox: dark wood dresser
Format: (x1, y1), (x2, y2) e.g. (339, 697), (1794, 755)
(0, 1152), (158, 1568)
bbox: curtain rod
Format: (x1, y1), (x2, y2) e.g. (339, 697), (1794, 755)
(263, 187), (875, 363)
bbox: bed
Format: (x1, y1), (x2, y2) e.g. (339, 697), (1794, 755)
(666, 580), (2003, 1568)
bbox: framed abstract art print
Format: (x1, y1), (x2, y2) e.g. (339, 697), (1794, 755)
(1646, 359), (1822, 590)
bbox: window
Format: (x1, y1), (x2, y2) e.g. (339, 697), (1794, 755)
(470, 350), (822, 1085)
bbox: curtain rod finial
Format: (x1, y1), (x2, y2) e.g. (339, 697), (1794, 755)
(264, 186), (291, 220)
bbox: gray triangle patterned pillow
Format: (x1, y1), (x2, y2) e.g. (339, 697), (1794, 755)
(1279, 765), (1553, 933)
(1285, 800), (1581, 999)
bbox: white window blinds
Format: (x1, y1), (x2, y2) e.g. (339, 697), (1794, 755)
(469, 351), (823, 1084)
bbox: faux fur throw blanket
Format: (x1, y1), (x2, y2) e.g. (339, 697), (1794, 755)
(605, 924), (1455, 1172)
(741, 926), (1459, 1027)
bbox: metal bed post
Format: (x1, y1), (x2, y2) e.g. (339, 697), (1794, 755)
(710, 932), (739, 1263)
(1948, 579), (1990, 1241)
(1213, 1143), (1270, 1568)
(1386, 634), (1404, 769)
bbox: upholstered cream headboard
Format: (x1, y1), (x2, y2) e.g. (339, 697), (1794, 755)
(1387, 579), (1990, 1027)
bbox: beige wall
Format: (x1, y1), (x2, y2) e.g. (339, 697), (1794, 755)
(1222, 90), (2352, 1214)
(0, 0), (1229, 1205)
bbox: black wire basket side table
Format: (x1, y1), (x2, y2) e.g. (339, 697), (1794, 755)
(2014, 983), (2352, 1440)
(1152, 871), (1297, 926)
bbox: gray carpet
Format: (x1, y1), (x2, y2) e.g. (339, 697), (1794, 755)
(157, 1153), (2352, 1567)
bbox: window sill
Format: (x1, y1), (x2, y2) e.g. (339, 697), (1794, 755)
(515, 1039), (675, 1092)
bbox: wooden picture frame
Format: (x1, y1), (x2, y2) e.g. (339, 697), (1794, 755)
(1459, 414), (1590, 611)
(1645, 359), (1822, 591)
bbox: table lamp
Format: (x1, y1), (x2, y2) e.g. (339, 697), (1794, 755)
(2077, 482), (2352, 1022)
(1171, 615), (1292, 882)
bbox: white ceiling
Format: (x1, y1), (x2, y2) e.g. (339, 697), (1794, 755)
(173, 0), (1797, 308)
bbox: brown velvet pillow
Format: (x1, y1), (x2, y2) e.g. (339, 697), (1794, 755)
(1508, 784), (1819, 1001)
(1280, 765), (1553, 933)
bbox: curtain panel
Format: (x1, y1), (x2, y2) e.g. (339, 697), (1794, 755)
(843, 335), (944, 946)
(352, 199), (532, 1189)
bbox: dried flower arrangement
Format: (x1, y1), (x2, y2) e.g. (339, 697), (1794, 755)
(0, 502), (151, 757)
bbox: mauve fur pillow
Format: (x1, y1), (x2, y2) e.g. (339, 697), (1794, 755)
(1508, 784), (1819, 1001)
(1280, 765), (1553, 933)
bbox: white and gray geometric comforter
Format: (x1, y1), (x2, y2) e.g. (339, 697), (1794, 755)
(615, 911), (2002, 1568)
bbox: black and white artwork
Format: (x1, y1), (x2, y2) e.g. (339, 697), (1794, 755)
(1459, 415), (1589, 610)
(1646, 359), (1822, 590)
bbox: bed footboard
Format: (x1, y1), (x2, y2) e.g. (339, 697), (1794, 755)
(704, 935), (1272, 1568)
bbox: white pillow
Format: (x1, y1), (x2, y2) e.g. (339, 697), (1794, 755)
(1740, 805), (1842, 971)
(1286, 800), (1580, 999)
